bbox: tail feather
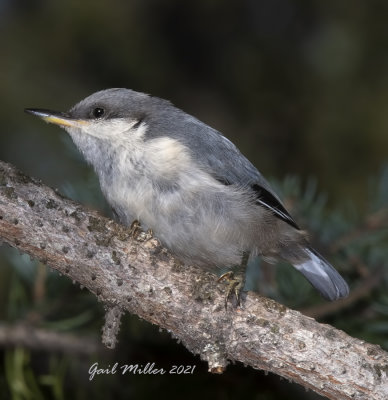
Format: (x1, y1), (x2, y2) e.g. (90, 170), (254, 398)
(293, 248), (349, 301)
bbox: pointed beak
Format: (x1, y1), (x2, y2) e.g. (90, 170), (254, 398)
(24, 108), (86, 128)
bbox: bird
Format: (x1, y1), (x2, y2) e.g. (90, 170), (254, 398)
(25, 88), (349, 303)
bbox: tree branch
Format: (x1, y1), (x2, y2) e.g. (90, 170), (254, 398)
(0, 322), (102, 356)
(0, 160), (387, 400)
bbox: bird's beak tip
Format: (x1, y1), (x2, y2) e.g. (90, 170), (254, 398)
(24, 108), (44, 117)
(24, 108), (82, 128)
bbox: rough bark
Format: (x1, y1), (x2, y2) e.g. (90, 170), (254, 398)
(0, 160), (387, 400)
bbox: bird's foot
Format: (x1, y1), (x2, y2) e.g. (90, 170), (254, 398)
(129, 220), (154, 242)
(129, 220), (142, 238)
(217, 271), (245, 309)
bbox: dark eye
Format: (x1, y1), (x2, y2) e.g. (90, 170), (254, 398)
(92, 107), (105, 119)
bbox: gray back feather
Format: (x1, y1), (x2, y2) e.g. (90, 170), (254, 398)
(69, 88), (287, 214)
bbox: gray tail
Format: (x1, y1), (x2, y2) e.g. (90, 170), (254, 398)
(293, 248), (349, 301)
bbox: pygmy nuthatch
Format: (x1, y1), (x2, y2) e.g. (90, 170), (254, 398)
(25, 88), (349, 302)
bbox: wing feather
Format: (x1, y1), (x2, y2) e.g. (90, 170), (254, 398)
(149, 107), (300, 229)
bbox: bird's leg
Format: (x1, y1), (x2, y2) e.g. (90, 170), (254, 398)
(129, 220), (154, 242)
(217, 251), (250, 308)
(129, 220), (142, 238)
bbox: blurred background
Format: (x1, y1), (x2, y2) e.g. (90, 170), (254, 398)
(0, 0), (387, 399)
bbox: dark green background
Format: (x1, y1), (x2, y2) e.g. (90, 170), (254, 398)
(0, 1), (387, 399)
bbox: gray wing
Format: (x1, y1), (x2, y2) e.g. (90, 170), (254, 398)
(180, 118), (299, 229)
(146, 102), (299, 229)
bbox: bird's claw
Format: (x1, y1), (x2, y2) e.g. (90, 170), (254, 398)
(129, 220), (142, 238)
(217, 271), (245, 309)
